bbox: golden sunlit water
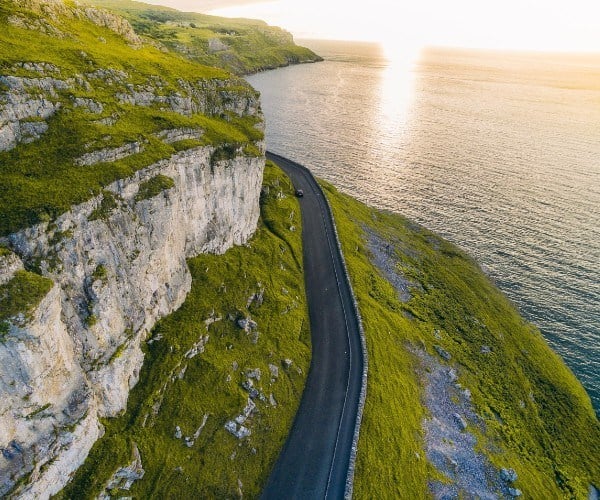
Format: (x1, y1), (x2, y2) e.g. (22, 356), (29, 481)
(247, 41), (600, 413)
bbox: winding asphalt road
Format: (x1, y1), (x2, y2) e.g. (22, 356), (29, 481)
(262, 152), (365, 499)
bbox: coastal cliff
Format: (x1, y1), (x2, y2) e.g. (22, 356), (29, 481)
(0, 149), (263, 498)
(79, 0), (323, 75)
(2, 0), (598, 498)
(0, 0), (267, 495)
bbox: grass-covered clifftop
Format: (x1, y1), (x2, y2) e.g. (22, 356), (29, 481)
(79, 0), (322, 74)
(0, 0), (265, 236)
(323, 181), (600, 498)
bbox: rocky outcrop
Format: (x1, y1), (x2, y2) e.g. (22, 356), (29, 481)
(156, 128), (203, 144)
(0, 252), (23, 286)
(0, 144), (264, 497)
(75, 141), (144, 166)
(0, 76), (64, 152)
(208, 38), (230, 54)
(99, 442), (145, 496)
(116, 77), (260, 118)
(0, 69), (258, 154)
(82, 7), (142, 47)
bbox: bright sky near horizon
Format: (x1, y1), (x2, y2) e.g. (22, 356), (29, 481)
(143, 0), (600, 53)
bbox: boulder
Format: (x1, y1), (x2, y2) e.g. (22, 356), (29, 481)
(501, 468), (518, 483)
(434, 345), (452, 361)
(453, 413), (467, 431)
(268, 363), (279, 378)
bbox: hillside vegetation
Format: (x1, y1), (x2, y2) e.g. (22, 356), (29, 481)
(59, 162), (310, 498)
(323, 181), (600, 498)
(0, 0), (268, 237)
(79, 0), (322, 74)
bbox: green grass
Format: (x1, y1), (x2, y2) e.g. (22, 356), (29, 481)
(59, 162), (310, 499)
(0, 270), (54, 325)
(134, 174), (175, 201)
(79, 0), (322, 75)
(0, 0), (264, 236)
(322, 181), (600, 499)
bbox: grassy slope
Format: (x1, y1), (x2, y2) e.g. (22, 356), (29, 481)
(322, 181), (600, 498)
(59, 162), (310, 499)
(0, 0), (263, 236)
(79, 0), (321, 74)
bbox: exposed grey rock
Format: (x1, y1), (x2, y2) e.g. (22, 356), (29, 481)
(0, 77), (62, 151)
(268, 363), (279, 379)
(501, 468), (518, 483)
(193, 414), (209, 440)
(508, 487), (522, 497)
(14, 62), (60, 75)
(269, 393), (277, 407)
(453, 413), (468, 431)
(75, 142), (143, 166)
(414, 347), (505, 499)
(155, 128), (203, 144)
(247, 289), (264, 308)
(0, 251), (23, 286)
(364, 226), (420, 302)
(283, 358), (293, 369)
(20, 120), (48, 144)
(241, 380), (260, 400)
(85, 68), (128, 84)
(174, 426), (182, 439)
(434, 345), (452, 361)
(7, 13), (65, 37)
(117, 78), (260, 119)
(203, 310), (222, 329)
(246, 368), (261, 380)
(0, 75), (69, 94)
(234, 398), (256, 425)
(208, 38), (230, 53)
(103, 443), (144, 492)
(480, 345), (492, 354)
(93, 114), (118, 126)
(224, 421), (251, 440)
(73, 97), (103, 114)
(83, 7), (142, 47)
(237, 317), (258, 332)
(184, 335), (209, 359)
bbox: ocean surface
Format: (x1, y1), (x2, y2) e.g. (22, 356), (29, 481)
(246, 40), (600, 413)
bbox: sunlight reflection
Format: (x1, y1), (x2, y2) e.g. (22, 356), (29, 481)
(375, 43), (420, 144)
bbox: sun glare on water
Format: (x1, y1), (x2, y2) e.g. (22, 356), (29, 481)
(376, 33), (420, 132)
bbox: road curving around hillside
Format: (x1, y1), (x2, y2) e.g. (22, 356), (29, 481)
(262, 152), (367, 499)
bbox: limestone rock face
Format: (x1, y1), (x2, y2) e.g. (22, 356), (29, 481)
(0, 145), (264, 497)
(83, 7), (142, 47)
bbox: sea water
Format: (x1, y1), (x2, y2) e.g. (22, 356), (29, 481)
(246, 40), (600, 413)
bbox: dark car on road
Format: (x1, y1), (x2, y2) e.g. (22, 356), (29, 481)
(295, 189), (304, 197)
